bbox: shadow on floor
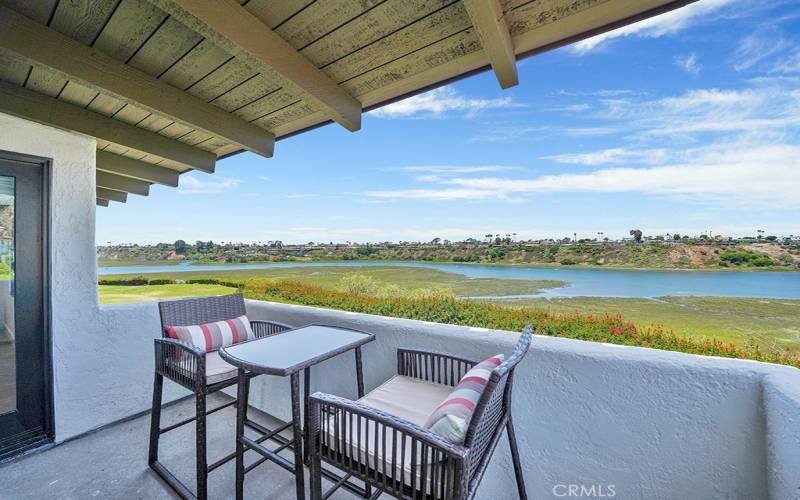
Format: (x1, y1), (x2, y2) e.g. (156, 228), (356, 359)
(0, 393), (355, 499)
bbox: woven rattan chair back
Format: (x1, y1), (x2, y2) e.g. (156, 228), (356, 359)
(463, 325), (532, 479)
(158, 292), (247, 334)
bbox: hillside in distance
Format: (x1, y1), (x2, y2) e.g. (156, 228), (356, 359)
(98, 239), (800, 271)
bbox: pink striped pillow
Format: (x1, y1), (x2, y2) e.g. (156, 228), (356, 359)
(165, 315), (254, 352)
(424, 354), (504, 444)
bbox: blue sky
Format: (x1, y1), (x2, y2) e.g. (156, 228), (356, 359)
(97, 0), (800, 244)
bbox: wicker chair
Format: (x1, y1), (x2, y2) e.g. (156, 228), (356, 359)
(308, 325), (532, 500)
(148, 293), (292, 500)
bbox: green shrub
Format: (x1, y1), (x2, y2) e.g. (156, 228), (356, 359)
(719, 251), (774, 267)
(98, 276), (149, 286)
(560, 259), (577, 265)
(338, 274), (381, 296)
(186, 278), (243, 289)
(147, 279), (176, 285)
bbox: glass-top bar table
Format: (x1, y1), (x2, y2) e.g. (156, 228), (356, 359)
(219, 324), (375, 500)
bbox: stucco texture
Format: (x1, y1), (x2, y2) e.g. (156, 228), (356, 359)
(245, 300), (800, 500)
(0, 112), (186, 441)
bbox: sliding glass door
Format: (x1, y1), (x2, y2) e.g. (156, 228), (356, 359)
(0, 154), (50, 459)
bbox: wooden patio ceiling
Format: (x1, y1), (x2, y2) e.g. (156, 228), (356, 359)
(0, 0), (695, 206)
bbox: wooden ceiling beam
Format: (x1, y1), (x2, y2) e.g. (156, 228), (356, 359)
(96, 170), (151, 197)
(0, 6), (274, 158)
(96, 187), (128, 203)
(151, 0), (362, 132)
(96, 150), (179, 187)
(463, 0), (518, 89)
(0, 80), (216, 173)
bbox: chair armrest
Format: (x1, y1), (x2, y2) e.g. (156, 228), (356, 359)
(154, 338), (205, 389)
(250, 319), (293, 338)
(397, 348), (479, 386)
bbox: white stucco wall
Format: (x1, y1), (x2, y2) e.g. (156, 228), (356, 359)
(0, 112), (187, 441)
(244, 300), (800, 500)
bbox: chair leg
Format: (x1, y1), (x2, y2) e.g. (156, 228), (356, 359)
(507, 416), (527, 500)
(196, 391), (208, 500)
(309, 435), (323, 500)
(290, 373), (306, 500)
(148, 373), (164, 466)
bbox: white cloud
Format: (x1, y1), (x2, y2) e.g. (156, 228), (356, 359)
(562, 126), (620, 136)
(369, 87), (520, 118)
(770, 51), (800, 74)
(179, 176), (240, 195)
(543, 148), (669, 166)
(547, 103), (592, 112)
(283, 193), (318, 199)
(588, 85), (800, 138)
(366, 188), (508, 201)
(367, 143), (800, 208)
(468, 124), (552, 143)
(733, 29), (791, 71)
(387, 165), (515, 174)
(257, 175), (271, 181)
(556, 89), (639, 98)
(674, 52), (701, 75)
(570, 0), (733, 54)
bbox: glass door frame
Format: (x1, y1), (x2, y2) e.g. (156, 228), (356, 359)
(0, 150), (52, 461)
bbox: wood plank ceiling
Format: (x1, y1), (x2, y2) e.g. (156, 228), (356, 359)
(0, 0), (694, 206)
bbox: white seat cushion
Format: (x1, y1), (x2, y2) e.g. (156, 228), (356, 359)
(359, 375), (452, 426)
(167, 350), (238, 385)
(204, 351), (239, 385)
(323, 375), (453, 493)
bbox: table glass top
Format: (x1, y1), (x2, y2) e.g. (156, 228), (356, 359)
(219, 325), (372, 374)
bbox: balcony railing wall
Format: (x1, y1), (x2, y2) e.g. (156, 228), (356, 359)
(243, 300), (800, 499)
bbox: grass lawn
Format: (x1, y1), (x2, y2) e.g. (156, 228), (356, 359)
(99, 283), (236, 304)
(497, 296), (800, 353)
(102, 266), (564, 298)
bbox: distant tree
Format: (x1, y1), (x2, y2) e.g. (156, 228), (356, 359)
(673, 234), (681, 241)
(765, 235), (778, 242)
(430, 237), (441, 245)
(494, 236), (502, 245)
(629, 229), (643, 243)
(174, 240), (187, 254)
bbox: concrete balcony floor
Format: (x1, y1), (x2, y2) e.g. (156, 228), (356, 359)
(0, 393), (353, 499)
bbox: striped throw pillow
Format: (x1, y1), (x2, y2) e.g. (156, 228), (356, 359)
(165, 315), (255, 352)
(424, 354), (504, 444)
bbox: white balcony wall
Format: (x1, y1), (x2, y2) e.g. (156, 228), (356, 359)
(244, 300), (800, 500)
